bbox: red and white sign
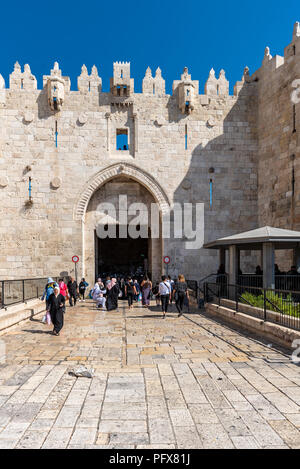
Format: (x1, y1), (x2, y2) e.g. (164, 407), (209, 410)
(163, 256), (170, 264)
(72, 255), (79, 263)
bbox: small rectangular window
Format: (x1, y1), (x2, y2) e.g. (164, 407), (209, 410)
(185, 124), (188, 150)
(116, 129), (128, 150)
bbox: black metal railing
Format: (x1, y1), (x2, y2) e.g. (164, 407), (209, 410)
(238, 274), (300, 291)
(0, 276), (70, 309)
(204, 281), (300, 331)
(186, 280), (198, 298)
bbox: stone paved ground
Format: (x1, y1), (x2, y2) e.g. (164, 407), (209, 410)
(0, 299), (300, 449)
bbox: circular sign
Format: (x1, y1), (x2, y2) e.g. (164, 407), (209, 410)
(72, 255), (79, 263)
(163, 256), (170, 264)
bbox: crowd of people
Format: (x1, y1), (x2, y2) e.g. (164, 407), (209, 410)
(41, 273), (190, 336)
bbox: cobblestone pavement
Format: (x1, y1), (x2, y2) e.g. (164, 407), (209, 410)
(0, 300), (300, 448)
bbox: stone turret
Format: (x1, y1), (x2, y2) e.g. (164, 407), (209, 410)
(142, 67), (165, 96)
(78, 64), (102, 93)
(110, 61), (134, 97)
(173, 67), (199, 114)
(9, 62), (37, 90)
(205, 68), (229, 96)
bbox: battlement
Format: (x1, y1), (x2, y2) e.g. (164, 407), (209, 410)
(0, 22), (298, 102)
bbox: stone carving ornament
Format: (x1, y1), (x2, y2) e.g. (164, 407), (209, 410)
(78, 113), (88, 125)
(0, 176), (8, 187)
(51, 177), (61, 189)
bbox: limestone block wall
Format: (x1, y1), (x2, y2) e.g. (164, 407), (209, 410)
(255, 24), (300, 269)
(0, 60), (259, 285)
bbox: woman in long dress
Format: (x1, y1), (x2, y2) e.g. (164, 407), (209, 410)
(141, 276), (152, 307)
(106, 278), (120, 311)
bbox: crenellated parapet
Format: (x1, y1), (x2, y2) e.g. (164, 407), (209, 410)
(142, 67), (165, 96)
(78, 64), (102, 93)
(9, 62), (37, 90)
(205, 68), (229, 97)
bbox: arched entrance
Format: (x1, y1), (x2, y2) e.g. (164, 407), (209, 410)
(74, 163), (170, 284)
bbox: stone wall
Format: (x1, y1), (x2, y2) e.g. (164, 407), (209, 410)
(255, 24), (300, 270)
(0, 47), (265, 285)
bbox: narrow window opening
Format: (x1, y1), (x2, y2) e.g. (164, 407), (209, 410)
(293, 105), (296, 133)
(292, 166), (295, 197)
(217, 85), (219, 95)
(55, 121), (58, 147)
(53, 97), (58, 111)
(121, 70), (123, 78)
(117, 85), (121, 96)
(185, 124), (188, 150)
(88, 81), (91, 92)
(21, 79), (23, 89)
(209, 179), (213, 207)
(116, 128), (128, 150)
(28, 177), (32, 200)
(186, 89), (189, 96)
(153, 83), (155, 94)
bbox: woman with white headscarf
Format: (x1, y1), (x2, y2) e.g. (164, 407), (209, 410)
(92, 278), (106, 310)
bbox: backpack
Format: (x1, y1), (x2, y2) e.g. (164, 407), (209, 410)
(127, 281), (134, 294)
(46, 282), (56, 300)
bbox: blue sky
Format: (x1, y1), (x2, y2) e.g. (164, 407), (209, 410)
(0, 0), (298, 94)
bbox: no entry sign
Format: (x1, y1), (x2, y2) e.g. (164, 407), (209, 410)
(72, 255), (79, 263)
(163, 256), (170, 264)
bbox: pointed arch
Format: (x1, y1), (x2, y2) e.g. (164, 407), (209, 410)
(74, 162), (170, 221)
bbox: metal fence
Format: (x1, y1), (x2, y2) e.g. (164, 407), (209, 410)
(238, 274), (300, 291)
(0, 276), (70, 309)
(204, 281), (300, 331)
(186, 280), (198, 298)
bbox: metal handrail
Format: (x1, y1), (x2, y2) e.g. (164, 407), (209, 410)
(0, 276), (68, 309)
(204, 281), (300, 331)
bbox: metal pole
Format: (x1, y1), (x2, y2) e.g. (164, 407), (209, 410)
(235, 285), (238, 312)
(22, 280), (25, 303)
(263, 288), (266, 321)
(75, 263), (78, 285)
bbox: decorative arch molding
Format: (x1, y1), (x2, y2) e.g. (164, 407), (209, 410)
(74, 162), (171, 221)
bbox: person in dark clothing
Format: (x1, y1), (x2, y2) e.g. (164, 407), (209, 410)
(133, 279), (141, 302)
(47, 286), (65, 335)
(173, 274), (189, 317)
(79, 278), (89, 301)
(125, 277), (136, 309)
(67, 277), (78, 306)
(152, 282), (160, 306)
(216, 264), (227, 297)
(106, 278), (120, 311)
